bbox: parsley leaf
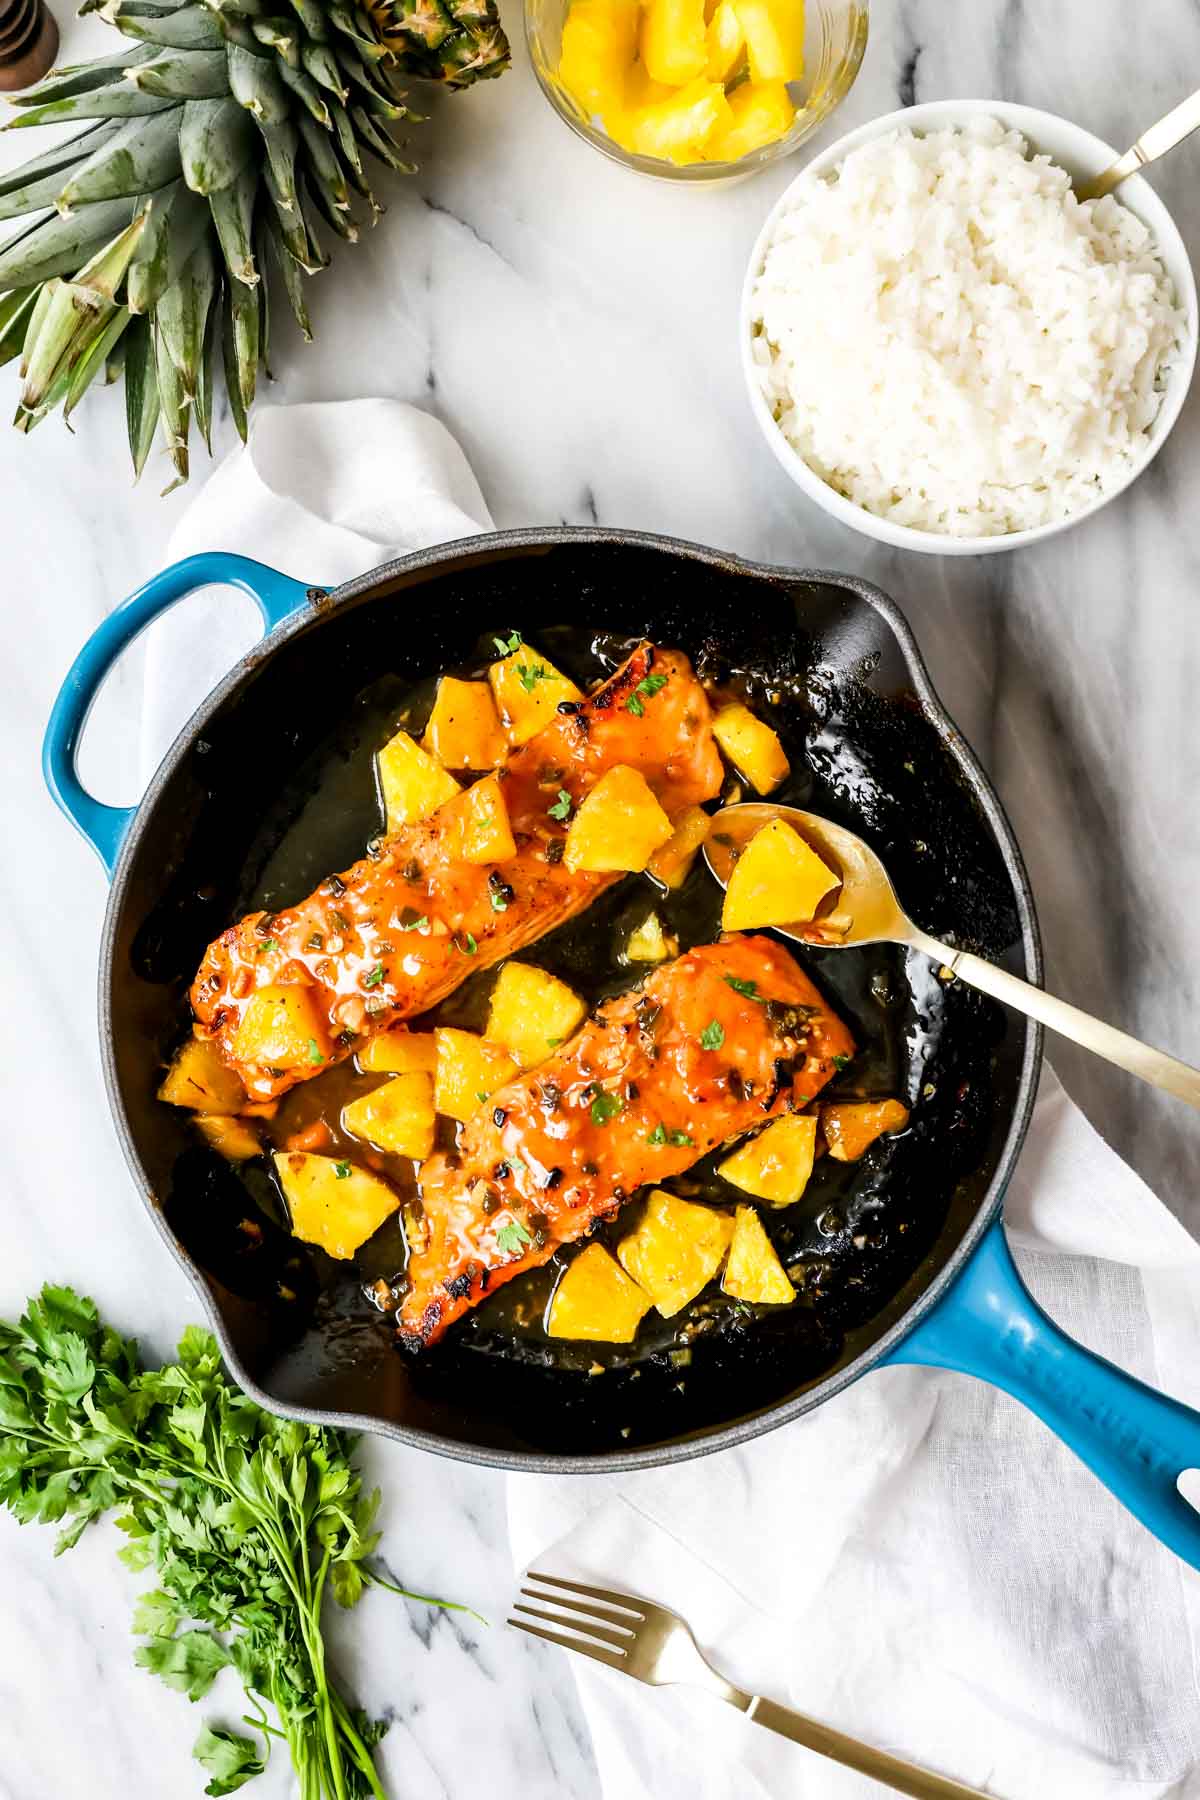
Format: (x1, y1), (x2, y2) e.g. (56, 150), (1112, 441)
(548, 788), (572, 823)
(724, 976), (762, 1000)
(647, 1122), (693, 1148)
(546, 1036), (563, 1048)
(699, 1020), (725, 1051)
(589, 1093), (623, 1127)
(363, 963), (385, 989)
(625, 672), (669, 716)
(306, 1038), (324, 1065)
(0, 1284), (474, 1800)
(517, 661), (547, 694)
(333, 1160), (351, 1179)
(493, 630), (522, 655)
(496, 1220), (533, 1255)
(256, 939), (278, 956)
(489, 889), (509, 913)
(647, 1122), (667, 1145)
(455, 932), (478, 956)
(832, 1053), (851, 1071)
(398, 913), (428, 932)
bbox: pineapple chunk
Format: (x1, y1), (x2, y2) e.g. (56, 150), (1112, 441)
(564, 765), (674, 873)
(359, 1029), (438, 1076)
(704, 0), (745, 79)
(422, 677), (507, 771)
(625, 912), (677, 964)
(158, 1035), (247, 1114)
(434, 1027), (519, 1123)
(196, 1114), (262, 1162)
(617, 1189), (734, 1318)
(628, 78), (732, 163)
(721, 818), (839, 931)
(231, 983), (331, 1072)
(712, 701), (789, 793)
(342, 1072), (437, 1160)
(719, 1112), (817, 1206)
(447, 773), (517, 865)
(559, 0), (639, 124)
(376, 728), (460, 834)
(640, 0), (707, 82)
(822, 1099), (910, 1162)
(722, 1206), (796, 1304)
(485, 961), (586, 1068)
(707, 79), (795, 160)
(489, 645), (583, 747)
(546, 1243), (654, 1342)
(647, 803), (710, 889)
(733, 0), (804, 81)
(274, 1151), (399, 1260)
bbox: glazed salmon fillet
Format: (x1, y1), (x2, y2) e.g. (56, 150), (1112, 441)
(191, 644), (723, 1101)
(400, 935), (855, 1348)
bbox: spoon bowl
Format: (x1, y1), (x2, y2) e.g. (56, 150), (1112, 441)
(704, 801), (1200, 1112)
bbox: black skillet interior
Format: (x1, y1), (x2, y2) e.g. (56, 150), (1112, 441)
(104, 536), (1035, 1465)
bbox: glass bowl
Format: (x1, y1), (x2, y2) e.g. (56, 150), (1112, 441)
(525, 0), (868, 183)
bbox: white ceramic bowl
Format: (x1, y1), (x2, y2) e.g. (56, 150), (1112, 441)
(740, 99), (1199, 555)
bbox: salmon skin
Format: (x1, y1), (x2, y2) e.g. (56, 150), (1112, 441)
(400, 936), (855, 1348)
(190, 644), (723, 1101)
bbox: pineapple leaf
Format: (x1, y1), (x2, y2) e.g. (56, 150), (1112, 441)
(6, 43), (154, 107)
(193, 292), (217, 448)
(109, 5), (226, 49)
(250, 17), (301, 67)
(57, 110), (184, 209)
(4, 85), (178, 126)
(227, 41), (291, 121)
(304, 169), (357, 242)
(126, 181), (181, 313)
(156, 230), (216, 394)
(0, 122), (115, 202)
(128, 48), (230, 98)
(0, 291), (38, 369)
(263, 205), (311, 337)
(208, 162), (259, 283)
(153, 319), (190, 488)
(301, 40), (349, 99)
(275, 57), (333, 125)
(296, 109), (351, 209)
(124, 312), (162, 477)
(179, 96), (256, 193)
(64, 305), (132, 420)
(284, 0), (331, 43)
(0, 199), (138, 287)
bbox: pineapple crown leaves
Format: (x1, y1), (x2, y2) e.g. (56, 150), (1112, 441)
(0, 0), (509, 491)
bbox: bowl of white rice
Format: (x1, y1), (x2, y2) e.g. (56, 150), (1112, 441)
(742, 100), (1197, 553)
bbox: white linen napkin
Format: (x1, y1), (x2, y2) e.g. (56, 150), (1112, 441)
(141, 399), (1200, 1800)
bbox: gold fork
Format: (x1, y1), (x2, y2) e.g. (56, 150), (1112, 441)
(509, 1571), (994, 1800)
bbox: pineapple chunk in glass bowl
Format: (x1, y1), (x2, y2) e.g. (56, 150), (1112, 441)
(526, 0), (867, 181)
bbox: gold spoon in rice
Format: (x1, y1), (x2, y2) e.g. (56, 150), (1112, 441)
(1076, 87), (1200, 201)
(703, 802), (1200, 1110)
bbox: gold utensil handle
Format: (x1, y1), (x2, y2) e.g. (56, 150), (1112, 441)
(745, 1696), (993, 1799)
(924, 941), (1200, 1110)
(1080, 86), (1200, 199)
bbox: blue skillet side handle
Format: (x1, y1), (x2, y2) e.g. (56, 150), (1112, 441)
(883, 1215), (1200, 1570)
(43, 552), (316, 878)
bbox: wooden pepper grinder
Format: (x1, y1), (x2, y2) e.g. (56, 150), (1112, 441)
(0, 0), (57, 91)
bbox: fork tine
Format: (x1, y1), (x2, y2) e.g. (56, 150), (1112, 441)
(507, 1614), (630, 1672)
(525, 1570), (647, 1618)
(513, 1600), (634, 1652)
(519, 1584), (637, 1636)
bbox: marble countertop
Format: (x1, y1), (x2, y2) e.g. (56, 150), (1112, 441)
(4, 0), (1200, 1794)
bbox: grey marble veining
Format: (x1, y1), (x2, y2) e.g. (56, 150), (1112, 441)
(2, 0), (1200, 1794)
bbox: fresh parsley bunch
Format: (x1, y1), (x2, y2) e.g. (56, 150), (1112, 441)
(0, 1286), (446, 1797)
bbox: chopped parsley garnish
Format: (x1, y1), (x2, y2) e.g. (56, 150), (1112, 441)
(589, 1093), (623, 1127)
(495, 1219), (533, 1255)
(454, 933), (478, 956)
(699, 1020), (725, 1051)
(647, 1123), (695, 1148)
(398, 912), (428, 932)
(257, 938), (278, 955)
(363, 964), (385, 988)
(489, 888), (509, 913)
(724, 976), (762, 1000)
(333, 1160), (351, 1179)
(517, 661), (548, 693)
(832, 1053), (851, 1071)
(306, 1038), (324, 1065)
(493, 630), (522, 655)
(546, 1035), (563, 1048)
(625, 672), (669, 717)
(548, 788), (572, 822)
(475, 1090), (490, 1104)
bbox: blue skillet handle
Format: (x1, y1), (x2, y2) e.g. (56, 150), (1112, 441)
(884, 1215), (1200, 1569)
(43, 552), (315, 878)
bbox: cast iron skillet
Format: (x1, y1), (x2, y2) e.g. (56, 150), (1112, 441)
(43, 529), (1200, 1568)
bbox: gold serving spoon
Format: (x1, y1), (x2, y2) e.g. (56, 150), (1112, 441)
(703, 803), (1200, 1111)
(1076, 87), (1200, 201)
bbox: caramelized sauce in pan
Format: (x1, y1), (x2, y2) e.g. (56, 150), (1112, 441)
(172, 623), (1013, 1448)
